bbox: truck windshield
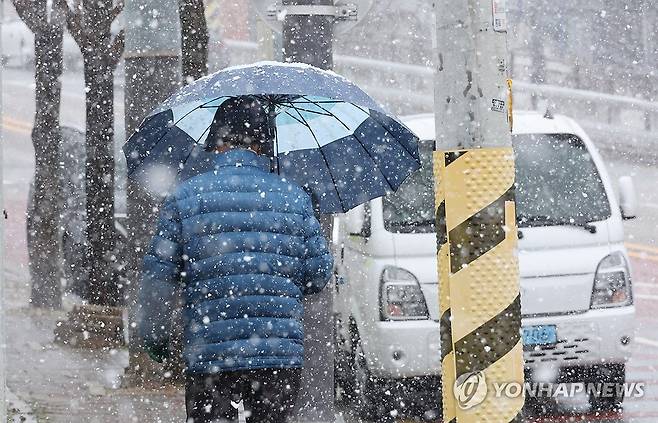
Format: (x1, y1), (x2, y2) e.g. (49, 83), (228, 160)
(382, 134), (611, 233)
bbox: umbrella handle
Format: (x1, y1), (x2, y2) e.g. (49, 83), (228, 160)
(269, 155), (280, 175)
(266, 103), (279, 174)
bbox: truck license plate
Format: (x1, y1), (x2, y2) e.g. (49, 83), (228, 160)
(522, 325), (557, 346)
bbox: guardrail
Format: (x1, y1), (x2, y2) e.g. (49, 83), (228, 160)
(514, 82), (657, 154)
(223, 39), (657, 152)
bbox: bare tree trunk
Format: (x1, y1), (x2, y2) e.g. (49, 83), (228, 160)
(179, 0), (208, 83)
(83, 51), (117, 305)
(59, 0), (124, 306)
(13, 0), (64, 308)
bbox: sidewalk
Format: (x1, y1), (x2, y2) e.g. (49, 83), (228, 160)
(4, 267), (186, 422)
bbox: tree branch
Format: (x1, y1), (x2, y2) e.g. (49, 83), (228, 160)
(11, 0), (45, 34)
(109, 29), (125, 69)
(55, 0), (87, 49)
(110, 1), (124, 22)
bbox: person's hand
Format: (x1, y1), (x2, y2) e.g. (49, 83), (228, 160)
(144, 343), (170, 363)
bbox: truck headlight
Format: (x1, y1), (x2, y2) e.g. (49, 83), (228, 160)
(380, 266), (429, 320)
(591, 252), (632, 308)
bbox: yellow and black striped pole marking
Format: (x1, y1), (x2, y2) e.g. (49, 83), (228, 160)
(434, 153), (457, 423)
(434, 147), (524, 422)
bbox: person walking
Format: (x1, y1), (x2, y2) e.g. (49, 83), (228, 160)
(137, 97), (334, 423)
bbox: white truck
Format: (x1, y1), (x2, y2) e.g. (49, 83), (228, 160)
(333, 111), (637, 419)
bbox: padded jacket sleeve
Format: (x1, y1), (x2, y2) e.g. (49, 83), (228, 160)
(137, 197), (183, 348)
(301, 209), (334, 295)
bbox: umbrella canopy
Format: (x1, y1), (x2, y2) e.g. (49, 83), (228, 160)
(123, 61), (420, 213)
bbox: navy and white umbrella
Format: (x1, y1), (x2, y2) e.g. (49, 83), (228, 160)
(123, 61), (420, 213)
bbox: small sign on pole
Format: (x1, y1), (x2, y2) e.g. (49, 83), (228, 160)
(492, 0), (507, 33)
(250, 0), (374, 35)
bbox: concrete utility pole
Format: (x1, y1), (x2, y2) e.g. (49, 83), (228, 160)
(282, 2), (335, 420)
(283, 0), (334, 68)
(434, 0), (524, 422)
(256, 20), (282, 61)
(123, 0), (181, 385)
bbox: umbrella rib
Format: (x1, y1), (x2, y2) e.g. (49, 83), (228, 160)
(196, 123), (213, 143)
(351, 130), (396, 193)
(135, 96), (224, 163)
(299, 95), (351, 131)
(127, 97), (224, 177)
(293, 99), (396, 192)
(142, 96), (231, 175)
(375, 118), (419, 164)
(255, 94), (299, 113)
(283, 111), (309, 128)
(175, 121), (213, 180)
(289, 105), (322, 142)
(177, 142), (202, 179)
(349, 103), (368, 114)
(288, 99), (344, 105)
(290, 106), (346, 210)
(348, 105), (418, 164)
(282, 106), (334, 117)
(170, 113), (218, 186)
(174, 96), (231, 124)
(253, 94), (279, 107)
(286, 102), (341, 130)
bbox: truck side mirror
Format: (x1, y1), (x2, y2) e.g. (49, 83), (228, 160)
(345, 204), (366, 236)
(618, 176), (637, 220)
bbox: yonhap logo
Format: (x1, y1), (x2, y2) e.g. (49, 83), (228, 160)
(454, 371), (488, 410)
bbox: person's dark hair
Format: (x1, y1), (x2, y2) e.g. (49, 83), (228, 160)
(205, 96), (270, 151)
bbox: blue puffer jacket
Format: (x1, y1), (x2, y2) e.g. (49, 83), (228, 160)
(137, 149), (333, 374)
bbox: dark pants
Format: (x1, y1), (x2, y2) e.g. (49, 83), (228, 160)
(185, 369), (301, 423)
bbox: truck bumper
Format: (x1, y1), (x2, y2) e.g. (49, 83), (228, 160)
(362, 319), (441, 379)
(522, 305), (635, 378)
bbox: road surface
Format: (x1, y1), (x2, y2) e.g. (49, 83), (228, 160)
(3, 68), (658, 422)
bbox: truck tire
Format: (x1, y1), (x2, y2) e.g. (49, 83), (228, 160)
(334, 317), (359, 402)
(353, 341), (379, 418)
(351, 336), (397, 422)
(588, 363), (625, 412)
(334, 315), (353, 405)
